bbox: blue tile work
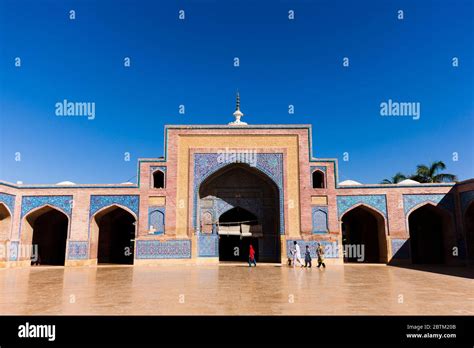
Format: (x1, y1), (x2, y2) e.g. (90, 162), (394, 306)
(286, 240), (338, 258)
(198, 234), (219, 257)
(89, 195), (139, 217)
(8, 241), (19, 261)
(460, 190), (474, 213)
(150, 166), (167, 188)
(21, 195), (73, 218)
(148, 207), (165, 234)
(0, 193), (15, 215)
(403, 194), (454, 215)
(67, 241), (89, 260)
(312, 206), (328, 233)
(337, 195), (387, 218)
(310, 166), (327, 174)
(135, 240), (191, 259)
(391, 239), (410, 259)
(193, 153), (284, 234)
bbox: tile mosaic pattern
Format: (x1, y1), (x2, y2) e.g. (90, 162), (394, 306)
(21, 195), (73, 218)
(89, 195), (139, 217)
(193, 153), (284, 234)
(67, 241), (89, 260)
(337, 195), (387, 218)
(403, 194), (453, 215)
(198, 234), (219, 257)
(391, 239), (410, 259)
(135, 240), (191, 259)
(286, 240), (338, 258)
(460, 190), (474, 213)
(312, 206), (328, 233)
(148, 207), (165, 234)
(0, 193), (15, 215)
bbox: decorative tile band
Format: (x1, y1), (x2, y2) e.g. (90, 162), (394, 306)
(403, 194), (454, 215)
(312, 206), (328, 233)
(286, 240), (338, 258)
(89, 195), (139, 217)
(198, 234), (219, 257)
(21, 195), (73, 218)
(337, 195), (387, 218)
(0, 193), (15, 215)
(460, 190), (474, 213)
(391, 239), (410, 260)
(67, 241), (89, 260)
(135, 240), (191, 259)
(193, 153), (284, 234)
(148, 207), (165, 235)
(310, 165), (327, 174)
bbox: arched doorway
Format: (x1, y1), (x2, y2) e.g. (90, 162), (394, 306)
(199, 163), (280, 263)
(91, 206), (136, 264)
(408, 204), (449, 264)
(23, 206), (68, 266)
(465, 202), (474, 263)
(341, 205), (387, 263)
(0, 203), (12, 241)
(218, 207), (259, 262)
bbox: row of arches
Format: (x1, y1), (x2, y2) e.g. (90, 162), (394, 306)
(0, 195), (473, 266)
(0, 203), (136, 266)
(341, 202), (465, 264)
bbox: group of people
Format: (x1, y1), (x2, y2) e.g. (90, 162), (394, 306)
(247, 241), (326, 268)
(289, 241), (326, 268)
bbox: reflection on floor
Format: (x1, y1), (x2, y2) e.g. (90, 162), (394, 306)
(0, 265), (472, 315)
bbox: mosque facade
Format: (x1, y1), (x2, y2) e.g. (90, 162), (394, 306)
(1, 100), (473, 267)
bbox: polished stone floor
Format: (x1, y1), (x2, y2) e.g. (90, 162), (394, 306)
(0, 264), (472, 315)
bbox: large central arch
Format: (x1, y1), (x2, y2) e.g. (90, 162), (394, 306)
(198, 163), (281, 263)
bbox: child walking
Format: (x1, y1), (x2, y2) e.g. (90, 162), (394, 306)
(304, 245), (312, 268)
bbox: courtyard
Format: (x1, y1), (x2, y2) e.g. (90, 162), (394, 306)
(0, 264), (472, 315)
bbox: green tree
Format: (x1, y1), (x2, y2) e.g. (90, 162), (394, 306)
(410, 161), (457, 183)
(380, 172), (407, 184)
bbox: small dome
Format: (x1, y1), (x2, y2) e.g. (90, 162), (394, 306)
(397, 179), (420, 185)
(55, 181), (76, 185)
(339, 180), (362, 186)
(120, 182), (135, 185)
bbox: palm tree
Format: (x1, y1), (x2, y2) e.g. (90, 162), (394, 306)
(410, 161), (457, 183)
(380, 172), (407, 184)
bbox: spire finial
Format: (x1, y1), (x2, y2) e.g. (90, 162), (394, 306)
(229, 90), (247, 126)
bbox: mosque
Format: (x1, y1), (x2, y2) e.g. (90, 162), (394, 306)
(1, 95), (473, 267)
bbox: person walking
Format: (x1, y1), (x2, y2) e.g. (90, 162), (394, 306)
(317, 242), (326, 268)
(248, 244), (257, 267)
(292, 241), (304, 268)
(304, 245), (312, 268)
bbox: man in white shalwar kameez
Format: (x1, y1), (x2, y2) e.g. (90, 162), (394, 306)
(292, 241), (304, 267)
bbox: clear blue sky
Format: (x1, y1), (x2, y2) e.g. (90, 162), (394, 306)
(0, 0), (473, 185)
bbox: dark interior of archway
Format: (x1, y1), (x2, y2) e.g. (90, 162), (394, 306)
(200, 164), (280, 263)
(409, 205), (444, 264)
(219, 207), (259, 262)
(31, 209), (68, 266)
(0, 204), (11, 241)
(153, 170), (165, 189)
(97, 208), (135, 264)
(466, 203), (474, 262)
(312, 170), (325, 188)
(341, 207), (381, 263)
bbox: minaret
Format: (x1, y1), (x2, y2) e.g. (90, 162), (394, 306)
(228, 91), (248, 125)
